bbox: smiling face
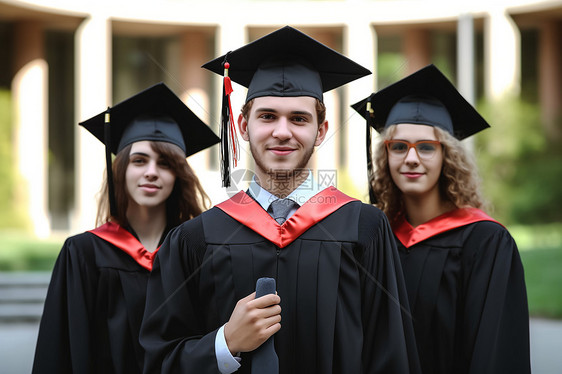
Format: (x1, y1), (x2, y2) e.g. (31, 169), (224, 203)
(238, 96), (328, 185)
(125, 141), (176, 211)
(388, 124), (443, 201)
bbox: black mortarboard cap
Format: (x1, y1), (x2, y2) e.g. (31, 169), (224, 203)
(351, 64), (490, 203)
(79, 82), (219, 157)
(351, 64), (490, 139)
(202, 25), (371, 186)
(203, 25), (371, 103)
(79, 82), (219, 216)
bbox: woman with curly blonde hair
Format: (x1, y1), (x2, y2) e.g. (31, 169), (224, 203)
(354, 65), (530, 374)
(372, 123), (485, 225)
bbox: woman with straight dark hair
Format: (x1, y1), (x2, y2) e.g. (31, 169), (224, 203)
(32, 83), (219, 374)
(353, 65), (530, 374)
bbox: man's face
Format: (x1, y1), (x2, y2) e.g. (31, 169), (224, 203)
(238, 96), (328, 184)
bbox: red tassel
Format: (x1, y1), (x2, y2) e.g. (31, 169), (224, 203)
(223, 66), (239, 167)
(220, 61), (240, 187)
(365, 97), (377, 204)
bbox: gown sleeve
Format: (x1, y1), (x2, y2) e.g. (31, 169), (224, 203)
(140, 219), (220, 374)
(357, 205), (421, 374)
(462, 222), (530, 374)
(32, 235), (99, 374)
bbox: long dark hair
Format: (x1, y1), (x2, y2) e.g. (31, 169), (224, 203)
(96, 141), (210, 227)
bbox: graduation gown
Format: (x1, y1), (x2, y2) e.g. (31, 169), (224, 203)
(32, 222), (161, 374)
(393, 208), (530, 374)
(140, 188), (420, 374)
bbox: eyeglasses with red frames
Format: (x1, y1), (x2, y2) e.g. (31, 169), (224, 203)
(384, 140), (442, 160)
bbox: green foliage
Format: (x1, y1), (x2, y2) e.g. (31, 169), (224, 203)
(520, 247), (562, 319)
(510, 222), (562, 318)
(0, 89), (27, 229)
(476, 96), (562, 224)
(377, 52), (408, 89)
(0, 231), (62, 271)
(510, 222), (562, 251)
(0, 90), (14, 214)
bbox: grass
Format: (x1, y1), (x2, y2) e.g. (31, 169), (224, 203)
(1, 224), (562, 318)
(508, 223), (562, 318)
(520, 247), (562, 319)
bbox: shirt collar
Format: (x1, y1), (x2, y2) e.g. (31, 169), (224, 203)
(247, 170), (324, 211)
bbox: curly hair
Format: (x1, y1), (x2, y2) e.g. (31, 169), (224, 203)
(371, 124), (486, 223)
(96, 141), (211, 228)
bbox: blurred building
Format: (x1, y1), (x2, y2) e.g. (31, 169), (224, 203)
(0, 0), (561, 237)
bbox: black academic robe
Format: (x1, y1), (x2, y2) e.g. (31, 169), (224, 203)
(32, 222), (162, 374)
(393, 208), (531, 374)
(140, 188), (420, 374)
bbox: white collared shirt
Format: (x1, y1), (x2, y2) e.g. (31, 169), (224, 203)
(247, 170), (323, 217)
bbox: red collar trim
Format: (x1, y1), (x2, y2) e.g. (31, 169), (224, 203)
(393, 207), (501, 248)
(88, 222), (158, 271)
(216, 187), (357, 248)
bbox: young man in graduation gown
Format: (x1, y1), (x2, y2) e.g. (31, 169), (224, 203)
(140, 26), (420, 374)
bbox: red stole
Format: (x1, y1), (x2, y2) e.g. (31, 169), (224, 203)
(393, 207), (501, 249)
(216, 187), (357, 248)
(89, 222), (159, 271)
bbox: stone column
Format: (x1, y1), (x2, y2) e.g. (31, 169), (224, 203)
(73, 13), (111, 232)
(12, 21), (50, 237)
(457, 13), (476, 150)
(539, 20), (562, 140)
(484, 7), (520, 99)
(457, 13), (475, 105)
(307, 29), (339, 176)
(403, 28), (431, 74)
(179, 30), (221, 202)
(345, 21), (376, 201)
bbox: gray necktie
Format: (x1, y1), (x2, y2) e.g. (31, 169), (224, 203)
(269, 198), (298, 224)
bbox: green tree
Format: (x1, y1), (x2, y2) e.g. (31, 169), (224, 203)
(0, 89), (27, 229)
(477, 96), (562, 224)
